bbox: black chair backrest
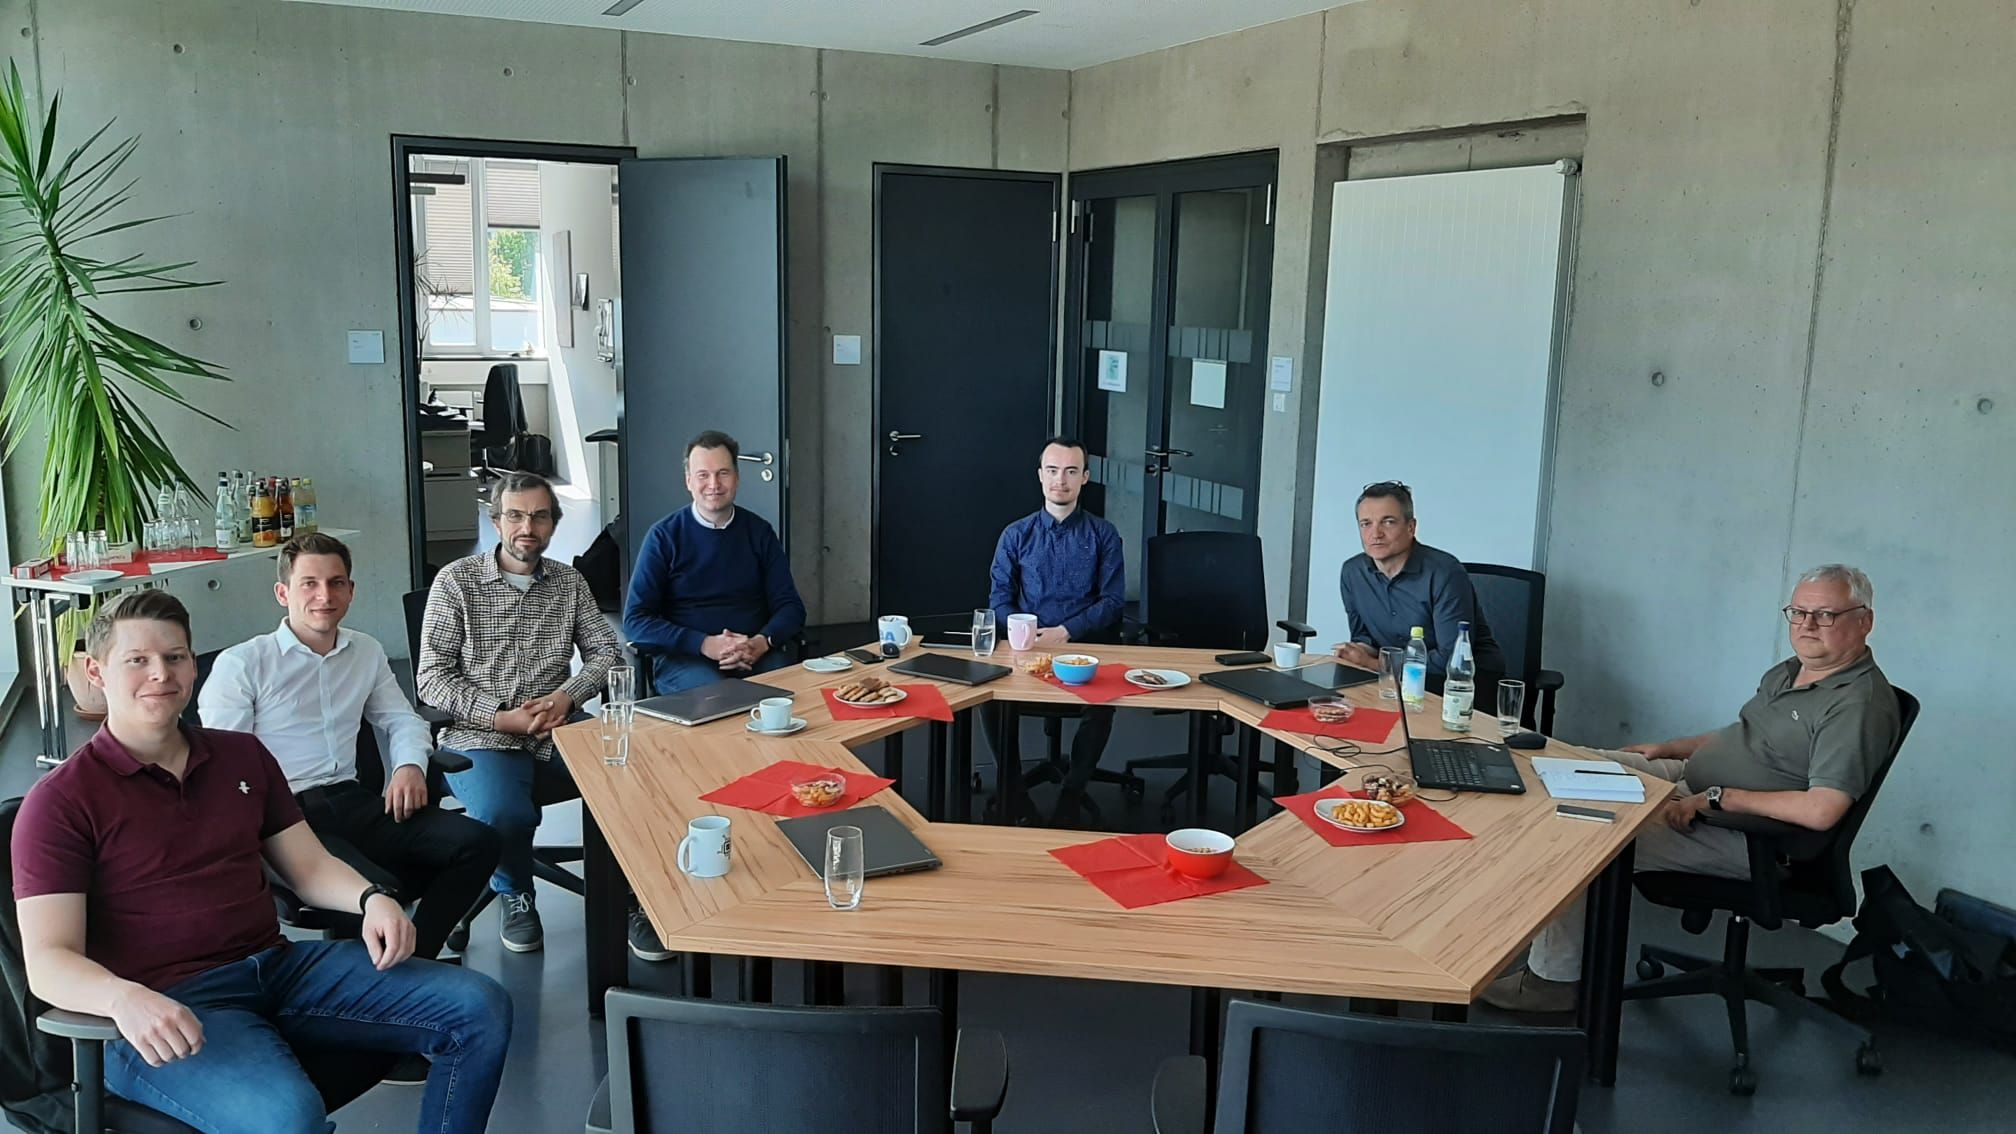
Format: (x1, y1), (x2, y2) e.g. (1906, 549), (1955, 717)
(402, 588), (429, 673)
(1215, 999), (1583, 1134)
(1463, 563), (1543, 686)
(1145, 531), (1269, 651)
(1790, 685), (1920, 919)
(0, 798), (77, 1126)
(475, 363), (525, 446)
(605, 991), (947, 1134)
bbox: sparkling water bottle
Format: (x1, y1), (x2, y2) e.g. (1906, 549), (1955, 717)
(1442, 622), (1476, 732)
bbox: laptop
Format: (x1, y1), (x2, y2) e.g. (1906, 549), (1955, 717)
(776, 805), (943, 879)
(1292, 661), (1382, 691)
(632, 678), (791, 727)
(1200, 667), (1332, 709)
(889, 652), (1012, 686)
(1392, 670), (1526, 794)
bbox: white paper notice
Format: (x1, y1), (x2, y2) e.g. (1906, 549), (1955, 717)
(1270, 355), (1294, 393)
(1096, 350), (1128, 393)
(1190, 359), (1228, 409)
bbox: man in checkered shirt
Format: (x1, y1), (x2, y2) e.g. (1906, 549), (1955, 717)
(418, 471), (620, 953)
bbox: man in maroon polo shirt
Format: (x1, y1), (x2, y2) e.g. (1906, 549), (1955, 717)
(11, 591), (511, 1134)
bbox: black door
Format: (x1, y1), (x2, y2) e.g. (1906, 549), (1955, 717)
(1064, 154), (1277, 609)
(874, 165), (1060, 620)
(616, 157), (789, 577)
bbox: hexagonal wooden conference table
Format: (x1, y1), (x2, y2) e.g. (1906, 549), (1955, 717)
(552, 643), (1663, 1086)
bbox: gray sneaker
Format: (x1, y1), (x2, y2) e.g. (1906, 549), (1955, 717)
(499, 891), (543, 953)
(628, 907), (674, 962)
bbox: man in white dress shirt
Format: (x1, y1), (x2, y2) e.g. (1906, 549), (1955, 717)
(200, 533), (499, 962)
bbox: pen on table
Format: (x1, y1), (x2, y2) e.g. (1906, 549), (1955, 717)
(1572, 769), (1635, 776)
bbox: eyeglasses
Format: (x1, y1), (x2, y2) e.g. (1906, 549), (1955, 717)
(499, 509), (557, 527)
(1362, 480), (1410, 494)
(1782, 604), (1866, 627)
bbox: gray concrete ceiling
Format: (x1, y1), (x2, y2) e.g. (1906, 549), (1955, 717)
(279, 0), (1355, 70)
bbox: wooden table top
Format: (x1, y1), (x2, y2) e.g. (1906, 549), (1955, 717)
(556, 643), (1666, 1002)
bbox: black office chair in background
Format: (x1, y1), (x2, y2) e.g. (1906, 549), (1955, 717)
(469, 362), (526, 479)
(1123, 532), (1313, 821)
(1149, 999), (1583, 1134)
(1627, 687), (1920, 1095)
(1462, 563), (1565, 734)
(583, 991), (1009, 1134)
(0, 799), (394, 1134)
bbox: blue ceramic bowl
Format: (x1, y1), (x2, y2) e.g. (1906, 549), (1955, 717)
(1051, 654), (1099, 685)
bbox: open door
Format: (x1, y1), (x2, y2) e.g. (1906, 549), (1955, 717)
(616, 157), (789, 579)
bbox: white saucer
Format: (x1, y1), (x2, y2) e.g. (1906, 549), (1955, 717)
(803, 656), (853, 673)
(1314, 797), (1407, 833)
(746, 717), (809, 736)
(1123, 668), (1192, 690)
(62, 569), (124, 584)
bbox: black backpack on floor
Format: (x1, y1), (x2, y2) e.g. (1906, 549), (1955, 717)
(1822, 864), (2016, 1048)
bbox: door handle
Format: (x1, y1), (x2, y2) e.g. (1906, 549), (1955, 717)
(888, 431), (923, 443)
(1144, 446), (1194, 459)
(735, 452), (775, 467)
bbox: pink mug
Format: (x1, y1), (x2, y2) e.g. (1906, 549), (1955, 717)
(1007, 613), (1038, 651)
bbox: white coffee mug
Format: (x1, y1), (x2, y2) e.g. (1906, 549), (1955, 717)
(749, 697), (793, 731)
(877, 614), (913, 655)
(1273, 641), (1304, 669)
(677, 815), (732, 878)
(1006, 612), (1038, 651)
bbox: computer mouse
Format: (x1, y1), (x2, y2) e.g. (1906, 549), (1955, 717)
(1505, 730), (1547, 750)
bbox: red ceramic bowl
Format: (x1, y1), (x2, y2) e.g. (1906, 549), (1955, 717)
(1165, 828), (1235, 879)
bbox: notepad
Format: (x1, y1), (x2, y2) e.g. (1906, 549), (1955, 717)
(1531, 757), (1648, 803)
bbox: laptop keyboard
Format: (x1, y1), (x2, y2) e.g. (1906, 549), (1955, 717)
(1414, 740), (1489, 787)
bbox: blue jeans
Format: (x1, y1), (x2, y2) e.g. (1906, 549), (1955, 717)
(105, 940), (511, 1134)
(649, 648), (789, 695)
(444, 746), (580, 895)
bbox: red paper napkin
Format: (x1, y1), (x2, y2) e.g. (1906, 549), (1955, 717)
(1260, 705), (1400, 742)
(1049, 833), (1269, 909)
(57, 560), (152, 578)
(1274, 785), (1472, 848)
(144, 547), (230, 565)
(820, 683), (955, 722)
(1042, 664), (1142, 705)
(699, 759), (896, 818)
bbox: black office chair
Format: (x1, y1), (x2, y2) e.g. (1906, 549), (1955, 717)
(403, 589), (587, 954)
(1150, 999), (1583, 1134)
(583, 991), (1008, 1134)
(0, 799), (393, 1134)
(1461, 564), (1563, 734)
(1122, 532), (1314, 821)
(1626, 687), (1920, 1095)
(469, 362), (526, 477)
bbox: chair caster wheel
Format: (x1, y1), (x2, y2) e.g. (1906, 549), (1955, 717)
(1855, 1042), (1882, 1076)
(1636, 957), (1664, 981)
(446, 922), (471, 955)
(1728, 1060), (1757, 1096)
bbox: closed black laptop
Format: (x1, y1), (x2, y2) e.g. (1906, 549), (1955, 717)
(776, 806), (942, 879)
(889, 653), (1012, 686)
(1200, 667), (1331, 709)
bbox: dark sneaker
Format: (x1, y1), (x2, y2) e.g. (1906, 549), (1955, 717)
(383, 1053), (430, 1086)
(628, 908), (674, 962)
(499, 891), (543, 953)
(1480, 969), (1578, 1015)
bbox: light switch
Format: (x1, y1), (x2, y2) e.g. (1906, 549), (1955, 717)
(832, 334), (862, 365)
(1271, 392), (1288, 413)
(346, 330), (385, 365)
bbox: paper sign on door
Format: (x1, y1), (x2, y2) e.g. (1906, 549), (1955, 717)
(1097, 350), (1128, 393)
(1190, 359), (1227, 409)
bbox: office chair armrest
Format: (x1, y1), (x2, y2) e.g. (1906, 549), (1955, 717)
(1699, 809), (1832, 859)
(1536, 668), (1564, 692)
(36, 1009), (120, 1042)
(417, 704), (456, 730)
(949, 1027), (1010, 1122)
(271, 875), (366, 934)
(430, 748), (473, 775)
(1275, 618), (1317, 646)
(1150, 1055), (1209, 1134)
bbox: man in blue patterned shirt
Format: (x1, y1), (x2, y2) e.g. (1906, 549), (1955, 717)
(986, 437), (1126, 826)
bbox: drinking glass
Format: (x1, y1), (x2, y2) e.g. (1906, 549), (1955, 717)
(89, 531), (108, 567)
(598, 703), (630, 767)
(970, 609), (997, 658)
(1379, 647), (1404, 700)
(607, 664), (636, 728)
(824, 825), (865, 910)
(172, 487), (195, 549)
(1497, 679), (1527, 738)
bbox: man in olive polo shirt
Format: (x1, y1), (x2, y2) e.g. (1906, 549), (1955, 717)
(1484, 563), (1901, 1014)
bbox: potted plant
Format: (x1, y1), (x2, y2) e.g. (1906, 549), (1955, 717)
(0, 63), (232, 714)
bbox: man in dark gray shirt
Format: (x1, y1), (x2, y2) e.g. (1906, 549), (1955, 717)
(1332, 481), (1505, 685)
(1485, 564), (1901, 1014)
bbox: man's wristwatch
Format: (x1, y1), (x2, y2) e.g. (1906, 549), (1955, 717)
(359, 884), (395, 914)
(1704, 785), (1724, 811)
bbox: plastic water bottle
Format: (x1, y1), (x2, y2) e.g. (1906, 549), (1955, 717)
(1401, 626), (1429, 712)
(1442, 622), (1476, 732)
(213, 472), (237, 550)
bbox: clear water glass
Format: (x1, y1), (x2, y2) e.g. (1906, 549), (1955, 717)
(1379, 647), (1404, 700)
(824, 825), (865, 910)
(89, 531), (108, 567)
(970, 609), (997, 657)
(607, 665), (636, 728)
(598, 703), (630, 767)
(1497, 679), (1527, 738)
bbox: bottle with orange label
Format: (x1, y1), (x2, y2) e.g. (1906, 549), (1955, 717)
(250, 481), (278, 548)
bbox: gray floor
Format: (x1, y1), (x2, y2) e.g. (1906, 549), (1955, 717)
(4, 699), (2010, 1133)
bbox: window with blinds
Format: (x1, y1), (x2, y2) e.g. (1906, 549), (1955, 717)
(411, 155), (544, 356)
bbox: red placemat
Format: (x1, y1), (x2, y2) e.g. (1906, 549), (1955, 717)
(1273, 785), (1472, 848)
(1042, 664), (1141, 705)
(56, 559), (152, 578)
(820, 683), (955, 723)
(1049, 833), (1269, 909)
(699, 759), (896, 818)
(1260, 705), (1400, 742)
(143, 547), (229, 565)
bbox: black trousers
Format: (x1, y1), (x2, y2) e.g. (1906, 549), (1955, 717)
(294, 780), (502, 960)
(982, 705), (1116, 827)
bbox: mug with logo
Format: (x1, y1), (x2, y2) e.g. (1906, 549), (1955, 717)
(877, 614), (913, 659)
(677, 815), (733, 878)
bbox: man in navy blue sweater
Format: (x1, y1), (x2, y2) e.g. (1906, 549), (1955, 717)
(623, 430), (807, 696)
(984, 437), (1126, 827)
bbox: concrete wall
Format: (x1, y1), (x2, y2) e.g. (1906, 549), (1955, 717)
(0, 0), (1068, 655)
(1069, 0), (2016, 904)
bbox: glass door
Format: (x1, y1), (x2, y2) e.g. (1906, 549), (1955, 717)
(1065, 154), (1277, 606)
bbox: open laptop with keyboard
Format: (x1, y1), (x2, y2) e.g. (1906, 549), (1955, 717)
(1392, 670), (1526, 794)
